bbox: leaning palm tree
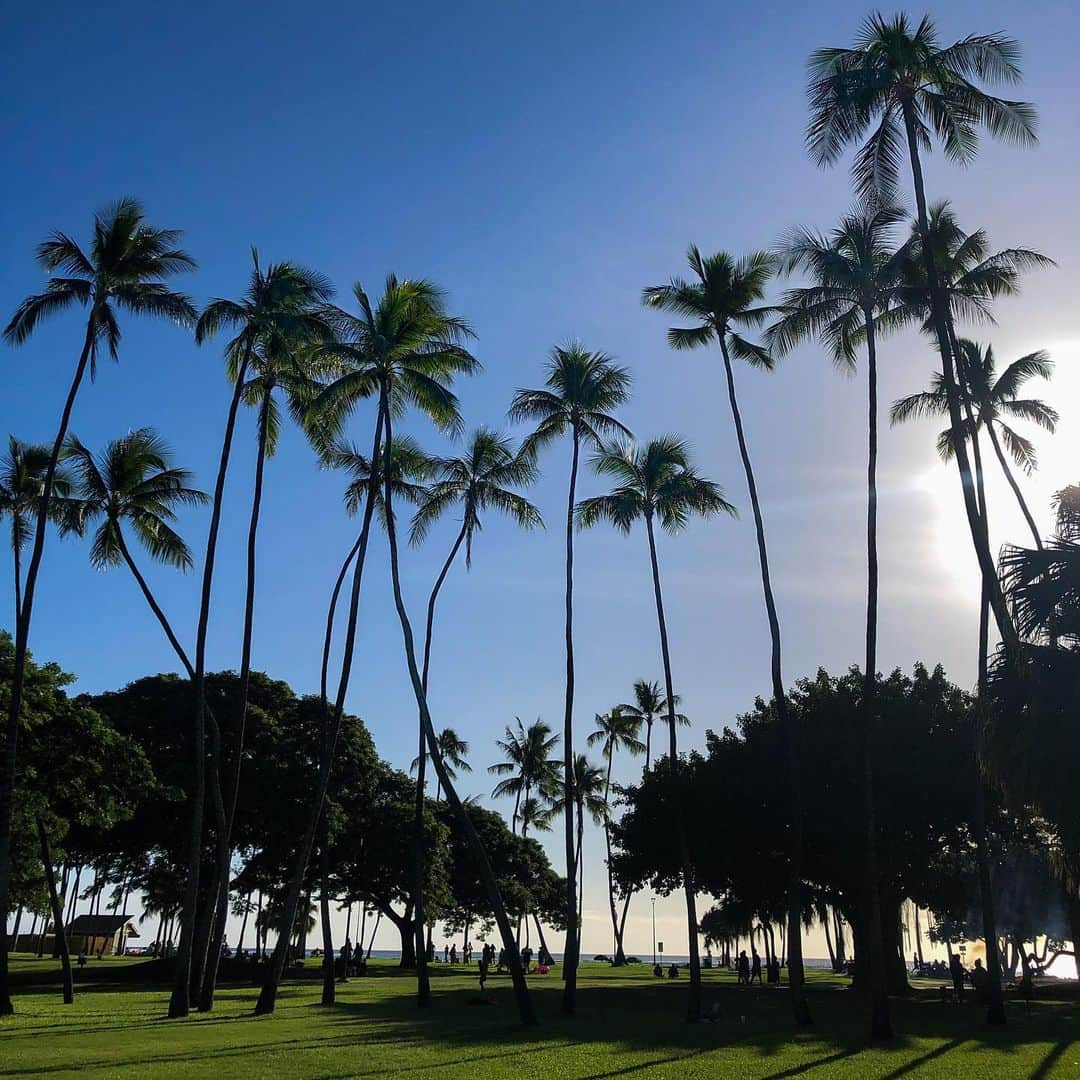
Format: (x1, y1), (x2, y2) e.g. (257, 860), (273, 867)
(369, 282), (539, 1024)
(807, 11), (1037, 670)
(617, 679), (687, 773)
(508, 343), (631, 1014)
(0, 200), (195, 1014)
(578, 435), (734, 1021)
(551, 753), (607, 953)
(767, 202), (906, 1036)
(405, 427), (541, 998)
(643, 252), (813, 1025)
(176, 253), (333, 1018)
(893, 341), (1057, 549)
(411, 727), (473, 802)
(0, 438), (76, 623)
(587, 709), (644, 964)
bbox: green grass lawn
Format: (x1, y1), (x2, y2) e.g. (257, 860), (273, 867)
(2, 955), (1077, 1078)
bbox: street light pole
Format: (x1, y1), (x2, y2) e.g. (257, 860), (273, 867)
(651, 896), (656, 967)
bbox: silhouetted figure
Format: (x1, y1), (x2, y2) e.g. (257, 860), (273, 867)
(667, 963), (679, 979)
(949, 953), (965, 998)
(521, 946), (532, 970)
(737, 950), (750, 986)
(751, 950), (762, 984)
(971, 958), (989, 1003)
(449, 944), (458, 965)
(478, 948), (490, 990)
(653, 963), (663, 978)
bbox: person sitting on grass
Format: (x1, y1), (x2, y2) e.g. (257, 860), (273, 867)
(667, 963), (679, 979)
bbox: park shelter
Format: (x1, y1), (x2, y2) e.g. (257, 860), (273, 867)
(66, 914), (139, 955)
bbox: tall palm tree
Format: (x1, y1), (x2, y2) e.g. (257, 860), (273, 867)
(0, 439), (76, 623)
(643, 253), (813, 1025)
(405, 427), (541, 1001)
(0, 200), (195, 1013)
(578, 435), (734, 1020)
(411, 727), (473, 802)
(175, 253), (332, 1018)
(587, 709), (644, 963)
(807, 11), (1037, 667)
(767, 203), (906, 1037)
(489, 718), (561, 836)
(617, 679), (687, 773)
(893, 341), (1056, 549)
(200, 320), (340, 1013)
(368, 282), (539, 1024)
(508, 344), (631, 1014)
(551, 753), (606, 953)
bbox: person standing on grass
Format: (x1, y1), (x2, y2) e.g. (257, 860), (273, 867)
(738, 951), (750, 986)
(751, 950), (762, 984)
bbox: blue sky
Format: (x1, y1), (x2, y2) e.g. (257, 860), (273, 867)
(4, 2), (1079, 955)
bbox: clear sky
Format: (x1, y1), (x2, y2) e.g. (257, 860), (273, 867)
(3, 2), (1079, 958)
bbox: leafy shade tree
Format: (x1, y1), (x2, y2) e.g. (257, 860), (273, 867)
(0, 199), (195, 1012)
(0, 439), (76, 622)
(643, 252), (813, 1026)
(509, 344), (631, 1014)
(489, 719), (561, 836)
(768, 202), (906, 1041)
(806, 11), (1038, 667)
(182, 254), (334, 1016)
(578, 435), (734, 1020)
(406, 427), (541, 1001)
(587, 709), (644, 963)
(618, 679), (686, 773)
(892, 342), (1056, 550)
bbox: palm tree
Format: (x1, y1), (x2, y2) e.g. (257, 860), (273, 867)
(617, 679), (687, 773)
(551, 754), (607, 953)
(405, 427), (541, 1000)
(411, 727), (473, 802)
(892, 341), (1057, 549)
(0, 438), (76, 623)
(1, 200), (195, 1013)
(508, 343), (631, 1014)
(767, 203), (906, 1037)
(643, 252), (813, 1026)
(807, 11), (1037, 667)
(176, 253), (332, 1018)
(587, 709), (644, 963)
(489, 718), (561, 836)
(368, 281), (540, 1024)
(578, 435), (733, 1019)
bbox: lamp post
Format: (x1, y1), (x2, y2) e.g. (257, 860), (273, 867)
(651, 896), (656, 967)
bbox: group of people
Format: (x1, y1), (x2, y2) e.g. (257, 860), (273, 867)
(736, 950), (781, 986)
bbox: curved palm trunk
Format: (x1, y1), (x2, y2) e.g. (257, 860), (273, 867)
(900, 103), (1017, 656)
(643, 513), (702, 1021)
(984, 424), (1043, 550)
(36, 817), (73, 1004)
(0, 319), (95, 1015)
(561, 428), (581, 1015)
(717, 337), (811, 1028)
(254, 406), (385, 1016)
(171, 348), (252, 1018)
(575, 808), (585, 957)
(411, 522), (468, 1008)
(859, 313), (892, 1040)
(319, 813), (335, 1005)
(602, 753), (625, 964)
(201, 393), (272, 1011)
(379, 401), (536, 1026)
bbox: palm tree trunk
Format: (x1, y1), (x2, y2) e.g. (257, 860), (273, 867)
(984, 424), (1042, 549)
(255, 405), (385, 1016)
(644, 721), (652, 773)
(643, 512), (702, 1022)
(171, 347), (252, 1019)
(36, 816), (73, 1004)
(202, 394), (273, 1010)
(716, 336), (811, 1028)
(0, 318), (95, 1015)
(319, 816), (335, 1006)
(561, 426), (581, 1016)
(12, 534), (22, 629)
(899, 102), (1017, 655)
(411, 522), (468, 1009)
(237, 891), (251, 956)
(576, 806), (585, 958)
(378, 400), (536, 1026)
(823, 909), (836, 971)
(603, 754), (625, 964)
(858, 311), (892, 1039)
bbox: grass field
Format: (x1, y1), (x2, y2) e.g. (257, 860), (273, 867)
(2, 955), (1077, 1078)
